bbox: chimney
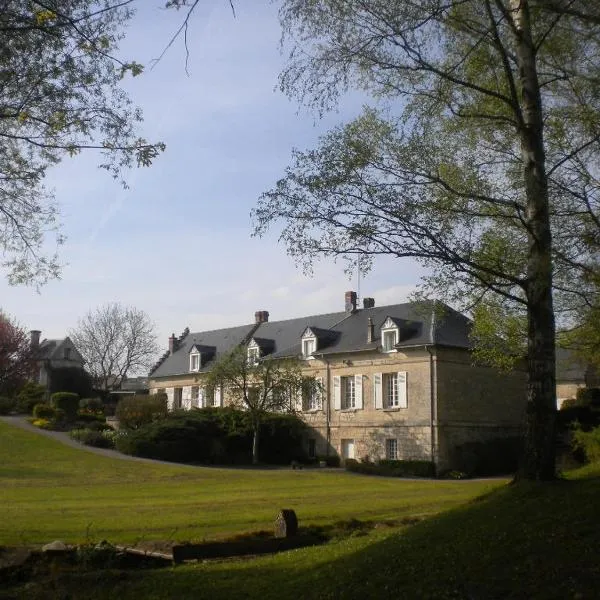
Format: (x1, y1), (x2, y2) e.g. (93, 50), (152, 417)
(168, 333), (177, 355)
(345, 291), (357, 313)
(363, 297), (375, 309)
(255, 310), (269, 323)
(367, 317), (374, 343)
(30, 330), (41, 350)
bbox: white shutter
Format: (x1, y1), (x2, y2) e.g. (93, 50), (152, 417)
(214, 385), (222, 407)
(333, 376), (341, 410)
(374, 373), (383, 409)
(398, 371), (408, 408)
(198, 387), (206, 408)
(182, 386), (192, 410)
(355, 374), (363, 409)
(166, 388), (174, 410)
(316, 377), (323, 410)
(294, 386), (303, 412)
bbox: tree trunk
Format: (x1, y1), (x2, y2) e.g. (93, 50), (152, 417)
(252, 423), (260, 465)
(511, 0), (557, 480)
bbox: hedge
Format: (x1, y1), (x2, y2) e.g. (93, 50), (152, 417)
(115, 393), (168, 429)
(115, 408), (306, 465)
(572, 426), (600, 464)
(0, 396), (16, 415)
(51, 392), (80, 420)
(345, 459), (435, 478)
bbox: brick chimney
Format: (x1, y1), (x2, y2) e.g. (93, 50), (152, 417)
(168, 333), (177, 355)
(367, 317), (375, 343)
(255, 310), (269, 324)
(363, 297), (375, 309)
(30, 330), (41, 350)
(345, 291), (357, 313)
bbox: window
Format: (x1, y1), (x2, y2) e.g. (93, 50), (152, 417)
(384, 373), (399, 407)
(302, 337), (316, 359)
(382, 329), (397, 352)
(247, 346), (260, 365)
(308, 438), (316, 459)
(341, 376), (356, 409)
(191, 386), (199, 406)
(173, 388), (183, 409)
(386, 438), (398, 460)
(303, 377), (322, 411)
(341, 439), (355, 459)
(190, 352), (200, 372)
(64, 347), (71, 360)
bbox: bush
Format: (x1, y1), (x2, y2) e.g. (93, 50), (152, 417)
(572, 426), (600, 464)
(115, 408), (306, 465)
(51, 392), (80, 420)
(75, 411), (106, 425)
(345, 459), (435, 478)
(69, 428), (114, 448)
(79, 397), (105, 414)
(33, 403), (55, 419)
(452, 437), (523, 476)
(316, 455), (341, 467)
(16, 382), (46, 414)
(0, 396), (16, 415)
(31, 418), (52, 429)
(116, 393), (168, 429)
(575, 387), (600, 408)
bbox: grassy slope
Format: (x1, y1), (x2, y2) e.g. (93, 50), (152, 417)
(0, 421), (497, 545)
(48, 465), (600, 600)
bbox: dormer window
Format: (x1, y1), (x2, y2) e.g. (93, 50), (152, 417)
(381, 318), (399, 352)
(247, 339), (260, 365)
(301, 328), (317, 359)
(189, 350), (201, 372)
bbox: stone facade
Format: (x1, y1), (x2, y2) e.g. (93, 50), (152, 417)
(148, 296), (528, 472)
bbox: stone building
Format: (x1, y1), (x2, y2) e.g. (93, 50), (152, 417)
(148, 292), (527, 472)
(30, 330), (85, 390)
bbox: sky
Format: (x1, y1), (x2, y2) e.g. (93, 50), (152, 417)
(0, 1), (424, 351)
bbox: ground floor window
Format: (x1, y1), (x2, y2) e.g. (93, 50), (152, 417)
(308, 438), (316, 459)
(341, 376), (356, 409)
(386, 438), (398, 460)
(341, 438), (355, 460)
(174, 387), (182, 409)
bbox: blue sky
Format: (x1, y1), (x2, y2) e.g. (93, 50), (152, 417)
(0, 1), (424, 350)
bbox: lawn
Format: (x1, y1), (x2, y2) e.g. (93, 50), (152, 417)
(0, 421), (500, 545)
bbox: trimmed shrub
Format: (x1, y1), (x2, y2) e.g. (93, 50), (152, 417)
(345, 459), (435, 478)
(79, 397), (105, 414)
(31, 418), (52, 429)
(452, 437), (523, 476)
(116, 393), (168, 430)
(16, 382), (46, 414)
(70, 428), (113, 448)
(0, 396), (16, 415)
(51, 392), (80, 420)
(575, 387), (600, 408)
(572, 426), (600, 464)
(317, 455), (341, 468)
(115, 408), (306, 465)
(33, 403), (55, 419)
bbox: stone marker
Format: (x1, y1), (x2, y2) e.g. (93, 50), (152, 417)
(274, 509), (298, 538)
(42, 540), (68, 552)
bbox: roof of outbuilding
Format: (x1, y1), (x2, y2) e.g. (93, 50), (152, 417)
(150, 301), (473, 378)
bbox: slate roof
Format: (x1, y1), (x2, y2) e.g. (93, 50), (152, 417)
(37, 337), (79, 361)
(150, 301), (472, 378)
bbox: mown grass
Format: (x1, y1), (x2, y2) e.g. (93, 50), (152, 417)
(0, 421), (499, 545)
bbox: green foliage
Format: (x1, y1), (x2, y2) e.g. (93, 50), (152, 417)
(116, 408), (306, 465)
(0, 396), (16, 415)
(115, 393), (168, 430)
(79, 397), (105, 413)
(572, 426), (600, 464)
(50, 392), (80, 420)
(345, 459), (435, 478)
(576, 387), (600, 408)
(69, 428), (114, 449)
(452, 437), (523, 476)
(48, 366), (93, 398)
(31, 418), (51, 430)
(32, 403), (55, 419)
(16, 382), (46, 414)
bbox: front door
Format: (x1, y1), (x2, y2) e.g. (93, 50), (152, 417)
(174, 387), (183, 409)
(341, 439), (355, 460)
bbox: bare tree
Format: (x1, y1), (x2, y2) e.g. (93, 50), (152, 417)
(70, 303), (159, 391)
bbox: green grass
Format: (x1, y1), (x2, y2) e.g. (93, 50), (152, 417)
(0, 421), (498, 545)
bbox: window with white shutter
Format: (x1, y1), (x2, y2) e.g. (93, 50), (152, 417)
(214, 386), (222, 407)
(354, 374), (363, 409)
(398, 371), (408, 408)
(374, 373), (383, 409)
(333, 376), (341, 410)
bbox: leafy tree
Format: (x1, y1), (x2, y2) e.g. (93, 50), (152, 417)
(0, 1), (164, 285)
(205, 346), (310, 465)
(0, 311), (34, 395)
(70, 303), (159, 391)
(253, 1), (600, 480)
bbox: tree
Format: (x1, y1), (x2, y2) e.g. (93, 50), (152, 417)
(205, 346), (312, 464)
(253, 1), (600, 480)
(0, 311), (34, 395)
(0, 1), (164, 285)
(70, 303), (159, 391)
